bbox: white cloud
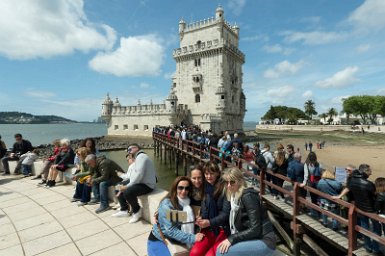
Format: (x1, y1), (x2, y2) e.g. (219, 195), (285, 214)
(242, 34), (269, 42)
(139, 82), (150, 89)
(348, 0), (385, 32)
(0, 0), (116, 60)
(227, 0), (246, 16)
(25, 90), (56, 98)
(262, 44), (293, 55)
(264, 60), (304, 79)
(356, 44), (371, 53)
(331, 95), (350, 105)
(282, 30), (346, 45)
(302, 90), (313, 98)
(89, 34), (164, 77)
(266, 85), (294, 98)
(315, 66), (359, 88)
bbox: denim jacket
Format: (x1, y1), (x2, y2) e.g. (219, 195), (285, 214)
(151, 198), (195, 245)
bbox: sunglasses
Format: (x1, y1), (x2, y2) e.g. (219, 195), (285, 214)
(226, 180), (236, 186)
(177, 186), (190, 191)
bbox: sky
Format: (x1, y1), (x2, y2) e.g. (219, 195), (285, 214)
(0, 0), (384, 122)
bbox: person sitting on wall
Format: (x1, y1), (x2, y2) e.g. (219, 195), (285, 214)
(44, 138), (75, 187)
(111, 144), (157, 223)
(147, 176), (204, 255)
(1, 133), (33, 175)
(86, 154), (124, 214)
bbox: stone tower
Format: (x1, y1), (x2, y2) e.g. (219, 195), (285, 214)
(172, 6), (246, 133)
(101, 7), (245, 136)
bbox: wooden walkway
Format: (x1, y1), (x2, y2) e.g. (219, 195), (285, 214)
(153, 132), (385, 256)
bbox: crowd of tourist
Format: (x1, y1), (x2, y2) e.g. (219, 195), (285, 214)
(1, 129), (384, 255)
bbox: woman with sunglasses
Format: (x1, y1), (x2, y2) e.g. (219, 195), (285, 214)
(148, 176), (204, 256)
(190, 161), (230, 256)
(216, 167), (276, 255)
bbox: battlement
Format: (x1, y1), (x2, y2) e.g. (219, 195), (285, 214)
(110, 103), (189, 116)
(183, 17), (238, 35)
(172, 38), (244, 60)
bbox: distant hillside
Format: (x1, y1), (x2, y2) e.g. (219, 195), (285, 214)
(0, 111), (77, 124)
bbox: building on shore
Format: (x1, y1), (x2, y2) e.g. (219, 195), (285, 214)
(101, 7), (246, 136)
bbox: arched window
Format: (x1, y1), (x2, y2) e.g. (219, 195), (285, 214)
(195, 94), (200, 103)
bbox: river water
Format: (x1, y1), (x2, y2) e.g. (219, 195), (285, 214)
(0, 123), (180, 190)
(0, 123), (258, 190)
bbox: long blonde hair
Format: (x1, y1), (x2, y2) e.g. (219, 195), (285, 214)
(222, 167), (247, 201)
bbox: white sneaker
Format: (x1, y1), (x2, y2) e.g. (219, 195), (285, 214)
(129, 208), (142, 223)
(111, 210), (129, 217)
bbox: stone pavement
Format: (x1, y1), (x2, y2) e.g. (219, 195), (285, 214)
(0, 175), (152, 256)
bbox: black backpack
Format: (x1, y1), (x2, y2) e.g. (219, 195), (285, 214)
(255, 153), (267, 171)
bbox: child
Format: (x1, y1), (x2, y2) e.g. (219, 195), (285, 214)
(20, 149), (39, 177)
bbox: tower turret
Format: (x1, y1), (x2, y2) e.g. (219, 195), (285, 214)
(215, 5), (224, 20)
(101, 93), (113, 122)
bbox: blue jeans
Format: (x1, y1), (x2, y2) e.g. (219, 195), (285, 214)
(215, 239), (274, 256)
(147, 239), (171, 256)
(73, 182), (92, 203)
(22, 164), (32, 175)
(320, 199), (339, 229)
(92, 180), (114, 208)
(358, 215), (381, 253)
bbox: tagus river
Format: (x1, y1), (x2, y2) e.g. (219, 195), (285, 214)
(0, 123), (177, 189)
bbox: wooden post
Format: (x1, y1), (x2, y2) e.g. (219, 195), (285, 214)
(159, 142), (163, 160)
(175, 151), (179, 176)
(348, 205), (357, 256)
(292, 182), (301, 256)
(260, 169), (266, 195)
(183, 154), (188, 176)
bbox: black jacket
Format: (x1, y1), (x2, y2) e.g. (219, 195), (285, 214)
(200, 189), (230, 235)
(375, 192), (385, 215)
(92, 155), (123, 185)
(12, 139), (33, 155)
(348, 172), (376, 212)
(228, 188), (274, 245)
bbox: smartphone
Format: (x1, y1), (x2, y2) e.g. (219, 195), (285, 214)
(166, 210), (187, 223)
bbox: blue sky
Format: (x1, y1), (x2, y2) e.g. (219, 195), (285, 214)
(0, 0), (384, 122)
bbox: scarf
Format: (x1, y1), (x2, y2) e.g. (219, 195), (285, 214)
(229, 195), (240, 234)
(177, 196), (195, 235)
(205, 183), (218, 220)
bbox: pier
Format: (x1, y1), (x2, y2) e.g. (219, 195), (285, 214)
(153, 131), (385, 256)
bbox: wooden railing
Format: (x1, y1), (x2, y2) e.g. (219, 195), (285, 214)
(153, 132), (385, 255)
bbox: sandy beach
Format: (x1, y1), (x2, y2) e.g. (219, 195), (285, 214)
(276, 137), (385, 181)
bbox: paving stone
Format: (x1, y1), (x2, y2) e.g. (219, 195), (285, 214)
(13, 212), (54, 231)
(0, 223), (15, 237)
(59, 211), (98, 229)
(0, 195), (30, 208)
(126, 231), (150, 256)
(3, 201), (39, 214)
(0, 244), (23, 256)
(0, 191), (23, 202)
(50, 205), (88, 219)
(44, 199), (74, 211)
(114, 220), (152, 241)
(8, 206), (47, 222)
(0, 232), (19, 250)
(34, 242), (81, 256)
(66, 219), (109, 241)
(89, 241), (136, 256)
(33, 194), (67, 205)
(23, 230), (71, 256)
(18, 220), (63, 243)
(75, 229), (122, 255)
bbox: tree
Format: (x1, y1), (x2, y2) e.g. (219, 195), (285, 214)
(262, 105), (307, 124)
(304, 100), (317, 122)
(327, 108), (338, 124)
(319, 113), (328, 124)
(342, 95), (380, 124)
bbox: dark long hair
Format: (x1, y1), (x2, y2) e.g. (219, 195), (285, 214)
(80, 137), (97, 154)
(164, 176), (193, 209)
(203, 161), (225, 200)
(189, 163), (205, 201)
(305, 151), (318, 166)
